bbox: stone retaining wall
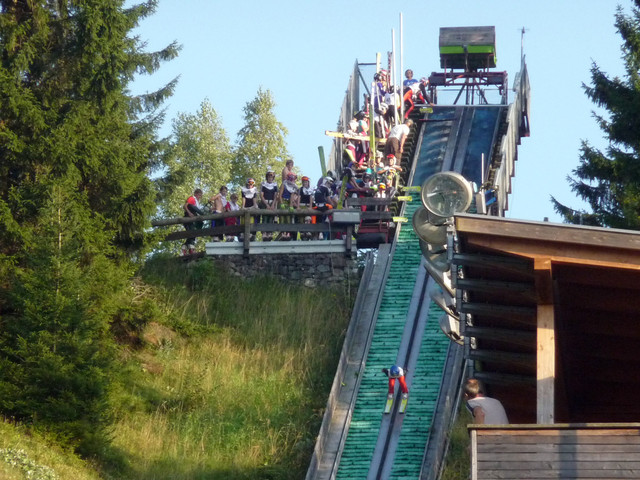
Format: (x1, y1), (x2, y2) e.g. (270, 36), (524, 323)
(208, 253), (361, 288)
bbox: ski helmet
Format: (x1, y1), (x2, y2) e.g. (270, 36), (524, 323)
(390, 365), (401, 377)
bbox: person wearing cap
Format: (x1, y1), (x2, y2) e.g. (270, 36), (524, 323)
(241, 178), (258, 209)
(387, 154), (403, 172)
(374, 181), (387, 196)
(297, 175), (315, 219)
(296, 176), (315, 238)
(241, 178), (258, 240)
(259, 170), (279, 240)
(374, 182), (390, 212)
(387, 155), (403, 188)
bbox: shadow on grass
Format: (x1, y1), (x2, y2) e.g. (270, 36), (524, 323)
(124, 462), (302, 480)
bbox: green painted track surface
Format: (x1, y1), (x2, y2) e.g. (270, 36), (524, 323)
(336, 108), (465, 479)
(336, 199), (424, 480)
(389, 303), (450, 479)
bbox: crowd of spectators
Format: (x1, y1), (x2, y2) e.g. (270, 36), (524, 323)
(340, 67), (432, 212)
(180, 68), (428, 254)
(180, 159), (348, 254)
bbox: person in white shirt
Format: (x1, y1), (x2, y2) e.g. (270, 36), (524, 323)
(384, 118), (414, 159)
(464, 378), (509, 424)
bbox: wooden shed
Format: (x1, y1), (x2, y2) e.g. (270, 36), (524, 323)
(452, 214), (640, 478)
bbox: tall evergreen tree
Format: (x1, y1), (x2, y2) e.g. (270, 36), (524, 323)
(158, 99), (232, 217)
(0, 0), (177, 454)
(552, 0), (640, 229)
(231, 87), (291, 187)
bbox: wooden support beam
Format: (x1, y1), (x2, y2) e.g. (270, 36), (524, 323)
(345, 225), (353, 256)
(465, 326), (535, 348)
(459, 303), (536, 323)
(535, 257), (555, 424)
(473, 371), (536, 387)
(452, 252), (533, 279)
(467, 349), (536, 371)
(243, 211), (251, 258)
(456, 278), (536, 302)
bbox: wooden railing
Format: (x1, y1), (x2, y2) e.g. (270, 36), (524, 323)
(151, 199), (399, 256)
(469, 424), (640, 480)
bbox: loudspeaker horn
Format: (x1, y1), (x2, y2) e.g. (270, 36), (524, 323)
(429, 284), (457, 317)
(412, 207), (448, 245)
(419, 239), (450, 272)
(438, 313), (463, 345)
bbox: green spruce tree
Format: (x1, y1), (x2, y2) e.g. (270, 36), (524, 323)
(0, 0), (177, 454)
(552, 1), (640, 229)
(231, 87), (291, 187)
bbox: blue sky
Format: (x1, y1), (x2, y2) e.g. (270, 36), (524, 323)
(131, 0), (633, 223)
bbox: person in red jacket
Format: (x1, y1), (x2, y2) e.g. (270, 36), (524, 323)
(182, 188), (204, 255)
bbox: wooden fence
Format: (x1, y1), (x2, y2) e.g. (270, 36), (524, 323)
(151, 199), (398, 256)
(470, 424), (640, 479)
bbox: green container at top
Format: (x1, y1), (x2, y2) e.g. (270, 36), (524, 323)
(439, 26), (496, 70)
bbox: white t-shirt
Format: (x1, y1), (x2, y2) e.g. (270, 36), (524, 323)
(467, 396), (509, 424)
(388, 123), (410, 141)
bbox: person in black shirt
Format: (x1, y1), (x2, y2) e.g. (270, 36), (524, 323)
(259, 170), (279, 240)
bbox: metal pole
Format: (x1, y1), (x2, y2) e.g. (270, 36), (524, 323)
(391, 28), (398, 126)
(370, 53), (380, 164)
(399, 12), (404, 120)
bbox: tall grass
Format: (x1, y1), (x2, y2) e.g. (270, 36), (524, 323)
(0, 419), (101, 480)
(107, 255), (355, 479)
(440, 404), (472, 480)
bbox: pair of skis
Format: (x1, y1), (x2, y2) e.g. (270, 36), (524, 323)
(384, 393), (409, 414)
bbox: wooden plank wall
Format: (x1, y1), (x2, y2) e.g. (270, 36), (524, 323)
(470, 425), (640, 479)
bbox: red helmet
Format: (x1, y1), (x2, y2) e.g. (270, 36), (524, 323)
(301, 176), (310, 182)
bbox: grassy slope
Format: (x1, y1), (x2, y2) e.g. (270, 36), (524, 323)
(106, 255), (355, 479)
(0, 419), (101, 480)
(0, 254), (473, 479)
(0, 256), (355, 479)
(440, 405), (472, 480)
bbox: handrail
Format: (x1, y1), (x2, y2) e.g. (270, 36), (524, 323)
(152, 198), (397, 228)
(151, 208), (334, 227)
